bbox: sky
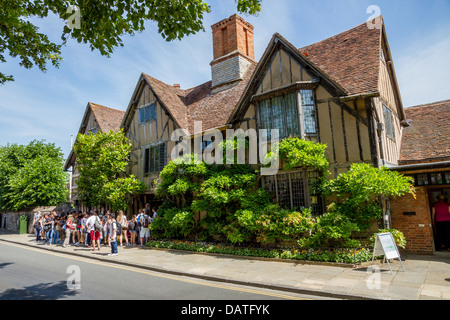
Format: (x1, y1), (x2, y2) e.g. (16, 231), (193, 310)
(1, 0), (450, 159)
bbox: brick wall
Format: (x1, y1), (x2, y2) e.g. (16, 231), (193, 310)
(211, 14), (254, 60)
(390, 187), (434, 254)
(210, 14), (255, 90)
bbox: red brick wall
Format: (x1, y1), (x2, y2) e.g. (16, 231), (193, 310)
(390, 187), (435, 254)
(211, 14), (255, 60)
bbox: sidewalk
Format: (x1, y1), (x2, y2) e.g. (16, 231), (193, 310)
(1, 231), (449, 300)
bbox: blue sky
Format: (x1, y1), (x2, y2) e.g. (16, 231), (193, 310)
(1, 0), (450, 159)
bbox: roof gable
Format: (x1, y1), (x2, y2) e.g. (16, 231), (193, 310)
(64, 102), (125, 170)
(89, 103), (125, 133)
(123, 66), (256, 136)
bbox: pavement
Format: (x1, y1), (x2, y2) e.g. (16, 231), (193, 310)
(1, 230), (449, 300)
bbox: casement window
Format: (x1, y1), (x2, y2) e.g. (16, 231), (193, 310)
(300, 90), (317, 135)
(139, 103), (157, 125)
(144, 143), (167, 174)
(262, 170), (323, 216)
(414, 171), (450, 186)
(383, 104), (395, 140)
(259, 90), (317, 139)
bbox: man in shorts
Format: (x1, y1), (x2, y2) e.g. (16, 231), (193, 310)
(138, 210), (151, 247)
(86, 212), (101, 252)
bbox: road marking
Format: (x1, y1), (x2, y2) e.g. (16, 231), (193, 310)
(0, 241), (310, 300)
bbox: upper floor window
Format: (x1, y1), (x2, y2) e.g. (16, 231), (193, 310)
(300, 90), (317, 135)
(259, 90), (317, 140)
(383, 104), (395, 140)
(144, 143), (167, 175)
(139, 103), (157, 125)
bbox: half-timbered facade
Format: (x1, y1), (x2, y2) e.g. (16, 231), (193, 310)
(64, 102), (125, 211)
(116, 14), (408, 216)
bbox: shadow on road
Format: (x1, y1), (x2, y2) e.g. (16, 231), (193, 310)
(0, 281), (79, 300)
(0, 262), (14, 269)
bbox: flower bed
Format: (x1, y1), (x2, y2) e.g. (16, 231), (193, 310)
(145, 240), (374, 265)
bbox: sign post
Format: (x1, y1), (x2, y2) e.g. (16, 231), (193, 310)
(372, 232), (405, 275)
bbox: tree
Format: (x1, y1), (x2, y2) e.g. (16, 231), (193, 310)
(73, 129), (146, 212)
(299, 163), (415, 248)
(0, 0), (262, 84)
(0, 140), (68, 211)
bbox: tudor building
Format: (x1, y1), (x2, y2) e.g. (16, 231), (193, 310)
(119, 14), (407, 219)
(64, 103), (125, 211)
(66, 14), (447, 254)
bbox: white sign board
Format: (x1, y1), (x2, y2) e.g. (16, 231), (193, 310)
(372, 233), (405, 274)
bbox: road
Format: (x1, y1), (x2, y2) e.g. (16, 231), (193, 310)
(0, 242), (335, 301)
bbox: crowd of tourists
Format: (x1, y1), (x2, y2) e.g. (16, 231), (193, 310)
(33, 206), (157, 256)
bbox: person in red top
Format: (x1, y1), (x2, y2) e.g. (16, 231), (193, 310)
(432, 195), (450, 251)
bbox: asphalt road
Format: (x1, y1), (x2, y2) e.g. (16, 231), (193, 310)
(0, 242), (333, 301)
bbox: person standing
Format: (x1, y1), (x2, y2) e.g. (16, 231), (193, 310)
(432, 194), (450, 251)
(53, 217), (61, 245)
(43, 213), (54, 245)
(86, 212), (101, 252)
(102, 211), (110, 246)
(62, 215), (76, 248)
(139, 209), (151, 247)
(33, 211), (41, 239)
(35, 216), (43, 241)
(116, 211), (129, 247)
(129, 215), (137, 246)
(108, 213), (118, 256)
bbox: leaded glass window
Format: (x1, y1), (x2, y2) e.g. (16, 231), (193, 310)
(300, 90), (317, 134)
(259, 90), (317, 139)
(139, 103), (157, 125)
(383, 105), (395, 140)
(262, 170), (323, 215)
(144, 143), (167, 174)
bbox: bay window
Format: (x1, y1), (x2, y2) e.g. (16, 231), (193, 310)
(258, 89), (317, 139)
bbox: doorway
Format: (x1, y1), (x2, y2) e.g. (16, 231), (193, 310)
(428, 187), (450, 252)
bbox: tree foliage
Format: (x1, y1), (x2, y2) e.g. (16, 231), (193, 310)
(153, 151), (313, 244)
(0, 0), (262, 84)
(0, 140), (68, 211)
(299, 163), (415, 248)
(73, 130), (146, 212)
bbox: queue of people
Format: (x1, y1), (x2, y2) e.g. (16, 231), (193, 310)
(33, 207), (158, 256)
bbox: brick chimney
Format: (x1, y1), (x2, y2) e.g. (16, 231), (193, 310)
(210, 14), (255, 92)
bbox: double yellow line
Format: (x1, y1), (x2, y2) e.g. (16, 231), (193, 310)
(0, 241), (309, 300)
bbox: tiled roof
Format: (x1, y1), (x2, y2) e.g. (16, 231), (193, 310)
(142, 74), (189, 132)
(399, 99), (450, 164)
(90, 103), (125, 133)
(142, 62), (256, 133)
(140, 18), (386, 134)
(299, 19), (382, 96)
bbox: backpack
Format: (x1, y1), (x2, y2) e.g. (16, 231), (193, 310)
(137, 214), (143, 227)
(143, 215), (150, 228)
(94, 217), (102, 232)
(116, 221), (123, 234)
